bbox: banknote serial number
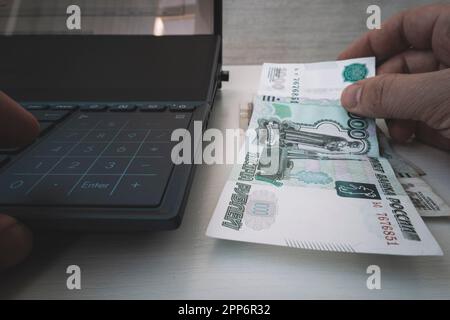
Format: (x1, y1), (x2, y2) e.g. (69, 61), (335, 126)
(291, 77), (300, 103)
(290, 67), (301, 103)
(377, 212), (399, 246)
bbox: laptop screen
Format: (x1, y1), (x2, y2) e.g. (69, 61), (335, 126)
(0, 0), (214, 36)
(0, 0), (219, 102)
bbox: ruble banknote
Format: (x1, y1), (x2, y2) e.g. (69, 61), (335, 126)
(207, 57), (442, 256)
(399, 177), (450, 217)
(378, 130), (425, 178)
(378, 130), (450, 217)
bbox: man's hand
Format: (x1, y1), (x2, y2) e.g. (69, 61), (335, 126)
(0, 214), (33, 270)
(0, 91), (39, 270)
(339, 4), (450, 151)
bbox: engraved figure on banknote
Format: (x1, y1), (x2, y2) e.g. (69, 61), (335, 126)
(255, 117), (367, 182)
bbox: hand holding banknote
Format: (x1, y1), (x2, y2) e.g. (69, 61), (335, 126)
(339, 4), (450, 151)
(207, 56), (443, 256)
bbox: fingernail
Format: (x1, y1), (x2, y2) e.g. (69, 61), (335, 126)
(341, 84), (362, 110)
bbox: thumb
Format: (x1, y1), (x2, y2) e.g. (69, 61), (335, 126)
(341, 69), (450, 138)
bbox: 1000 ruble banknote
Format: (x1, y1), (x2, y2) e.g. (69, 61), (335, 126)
(207, 57), (442, 256)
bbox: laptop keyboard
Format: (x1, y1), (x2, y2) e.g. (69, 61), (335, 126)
(0, 103), (195, 207)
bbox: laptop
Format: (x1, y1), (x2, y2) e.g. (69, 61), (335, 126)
(0, 0), (227, 230)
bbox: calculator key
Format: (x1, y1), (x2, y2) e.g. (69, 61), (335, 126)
(51, 157), (95, 174)
(63, 114), (99, 130)
(88, 157), (130, 174)
(126, 157), (172, 176)
(169, 104), (195, 112)
(39, 122), (54, 136)
(0, 174), (42, 203)
(146, 129), (172, 142)
(29, 175), (80, 202)
(69, 175), (119, 200)
(0, 155), (10, 167)
(30, 142), (75, 157)
(111, 175), (168, 206)
(80, 104), (107, 111)
(84, 130), (117, 142)
(24, 104), (49, 111)
(165, 113), (192, 128)
(115, 130), (147, 142)
(109, 104), (137, 112)
(103, 143), (140, 156)
(137, 143), (173, 157)
(50, 104), (78, 111)
(97, 119), (127, 130)
(138, 104), (166, 112)
(29, 110), (70, 122)
(69, 143), (107, 157)
(124, 119), (156, 130)
(172, 113), (191, 121)
(51, 130), (85, 142)
(12, 156), (60, 174)
(8, 176), (39, 191)
(124, 114), (191, 130)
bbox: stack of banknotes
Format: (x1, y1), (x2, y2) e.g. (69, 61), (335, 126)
(207, 57), (446, 256)
(377, 131), (450, 217)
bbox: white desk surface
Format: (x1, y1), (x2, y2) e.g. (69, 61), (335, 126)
(1, 65), (449, 300)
